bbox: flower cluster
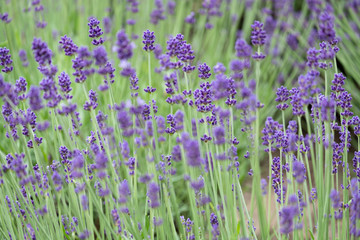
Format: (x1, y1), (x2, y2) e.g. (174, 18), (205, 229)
(88, 17), (104, 45)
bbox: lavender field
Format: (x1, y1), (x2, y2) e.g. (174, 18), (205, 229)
(1, 0), (360, 239)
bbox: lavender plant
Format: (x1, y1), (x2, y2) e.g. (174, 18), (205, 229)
(1, 1), (360, 240)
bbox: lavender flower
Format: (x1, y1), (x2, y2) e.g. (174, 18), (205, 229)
(88, 17), (104, 45)
(0, 47), (13, 73)
(271, 156), (287, 203)
(287, 33), (299, 50)
(352, 116), (360, 136)
(129, 74), (139, 97)
(251, 21), (266, 46)
(138, 174), (153, 184)
(279, 194), (300, 234)
(72, 46), (94, 83)
(198, 63), (211, 79)
(185, 12), (196, 24)
(163, 33), (195, 72)
(190, 176), (204, 191)
(15, 77), (27, 101)
(261, 179), (267, 195)
(127, 0), (139, 13)
(167, 1), (176, 15)
(194, 82), (214, 113)
(330, 189), (341, 208)
(28, 86), (43, 111)
(183, 134), (203, 167)
(214, 63), (226, 74)
(79, 230), (90, 239)
(147, 182), (160, 208)
(32, 38), (52, 65)
(235, 39), (252, 58)
(318, 9), (336, 42)
(0, 13), (11, 23)
(71, 153), (84, 179)
(18, 50), (29, 67)
(93, 46), (108, 66)
(59, 35), (78, 56)
(275, 86), (290, 110)
(331, 73), (346, 96)
(9, 153), (29, 185)
(103, 16), (112, 34)
(95, 152), (108, 179)
(310, 188), (317, 202)
(115, 30), (133, 61)
(84, 90), (98, 111)
(58, 72), (72, 99)
(150, 0), (166, 25)
(181, 216), (194, 234)
(142, 30), (155, 51)
(306, 48), (319, 68)
(26, 224), (36, 239)
(210, 213), (220, 239)
(261, 117), (282, 151)
(293, 160), (306, 184)
(350, 179), (360, 237)
(119, 180), (131, 203)
(213, 126), (225, 145)
(289, 88), (305, 116)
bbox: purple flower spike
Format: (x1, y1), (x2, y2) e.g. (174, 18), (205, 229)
(214, 62), (226, 74)
(147, 182), (160, 208)
(58, 72), (72, 99)
(70, 153), (84, 179)
(115, 30), (133, 61)
(235, 39), (252, 58)
(0, 13), (12, 23)
(18, 49), (29, 67)
(28, 86), (43, 111)
(79, 230), (90, 239)
(330, 189), (341, 208)
(72, 46), (95, 83)
(84, 90), (98, 111)
(88, 17), (104, 45)
(185, 12), (196, 24)
(349, 179), (360, 236)
(318, 8), (336, 42)
(0, 47), (13, 73)
(198, 63), (211, 79)
(15, 77), (27, 100)
(190, 176), (204, 191)
(103, 17), (112, 34)
(183, 136), (203, 167)
(306, 48), (319, 68)
(293, 160), (306, 184)
(275, 86), (290, 110)
(59, 35), (78, 56)
(331, 73), (346, 95)
(119, 179), (131, 203)
(289, 88), (305, 116)
(127, 0), (139, 13)
(150, 0), (166, 25)
(213, 126), (226, 145)
(252, 52), (266, 60)
(32, 38), (52, 65)
(251, 21), (266, 46)
(351, 116), (360, 136)
(279, 194), (300, 234)
(129, 74), (139, 97)
(142, 30), (155, 51)
(167, 1), (176, 15)
(93, 46), (108, 66)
